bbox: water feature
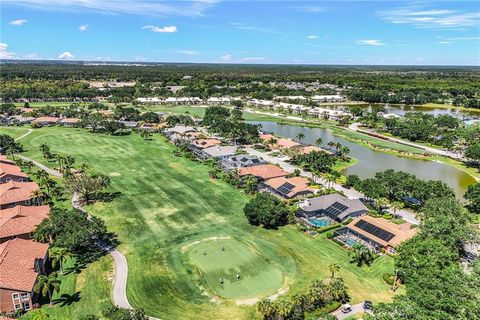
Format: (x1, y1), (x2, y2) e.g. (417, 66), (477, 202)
(383, 104), (480, 119)
(249, 121), (477, 198)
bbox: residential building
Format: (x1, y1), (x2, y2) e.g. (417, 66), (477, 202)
(0, 205), (50, 243)
(136, 97), (163, 105)
(263, 176), (314, 199)
(207, 97), (241, 105)
(118, 120), (138, 128)
(200, 146), (238, 160)
(238, 164), (289, 181)
(0, 238), (49, 313)
(164, 97), (203, 105)
(191, 139), (222, 150)
(259, 133), (300, 150)
(164, 125), (196, 141)
(220, 154), (266, 171)
(0, 156), (15, 165)
(32, 117), (60, 126)
(0, 163), (28, 183)
(333, 215), (417, 253)
(0, 181), (40, 209)
(311, 95), (345, 103)
(297, 193), (368, 223)
(307, 108), (348, 120)
(59, 118), (80, 127)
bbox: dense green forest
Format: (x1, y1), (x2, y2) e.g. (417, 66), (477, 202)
(1, 63), (479, 107)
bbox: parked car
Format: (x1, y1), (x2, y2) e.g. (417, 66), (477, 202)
(364, 300), (373, 310)
(341, 304), (352, 313)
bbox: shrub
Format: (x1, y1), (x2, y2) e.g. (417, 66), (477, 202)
(326, 231), (334, 239)
(383, 272), (395, 286)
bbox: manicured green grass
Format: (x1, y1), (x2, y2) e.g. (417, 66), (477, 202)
(21, 256), (113, 320)
(0, 126), (30, 139)
(0, 126), (397, 320)
(186, 238), (285, 299)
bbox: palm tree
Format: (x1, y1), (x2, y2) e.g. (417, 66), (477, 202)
(327, 141), (336, 151)
(350, 243), (374, 266)
(329, 263), (340, 279)
(390, 201), (404, 217)
(34, 272), (61, 306)
(25, 160), (35, 172)
(324, 173), (337, 189)
(244, 176), (257, 194)
(276, 299), (293, 319)
(296, 133), (305, 143)
(33, 169), (50, 183)
(140, 130), (152, 140)
(50, 247), (72, 275)
(31, 309), (49, 320)
(315, 137), (323, 146)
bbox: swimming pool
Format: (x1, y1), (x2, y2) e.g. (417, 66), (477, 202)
(308, 217), (331, 228)
(345, 238), (357, 247)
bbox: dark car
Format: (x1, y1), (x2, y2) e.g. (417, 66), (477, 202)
(364, 300), (373, 310)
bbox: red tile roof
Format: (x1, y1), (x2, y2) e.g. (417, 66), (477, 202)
(0, 163), (28, 180)
(0, 181), (39, 207)
(33, 116), (60, 123)
(264, 176), (313, 198)
(0, 205), (50, 239)
(0, 238), (49, 291)
(0, 156), (15, 165)
(239, 164), (289, 180)
(60, 118), (80, 124)
(192, 138), (222, 149)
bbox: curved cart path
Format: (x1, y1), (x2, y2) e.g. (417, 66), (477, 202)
(15, 150), (160, 319)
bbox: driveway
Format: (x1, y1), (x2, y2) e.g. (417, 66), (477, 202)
(245, 147), (419, 225)
(331, 302), (372, 319)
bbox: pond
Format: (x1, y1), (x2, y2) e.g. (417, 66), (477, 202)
(383, 104), (480, 119)
(249, 121), (477, 199)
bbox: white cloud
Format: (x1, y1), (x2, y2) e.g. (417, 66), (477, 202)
(239, 57), (266, 62)
(0, 43), (15, 59)
(4, 0), (215, 17)
(142, 25), (177, 33)
(295, 6), (326, 13)
(9, 19), (28, 26)
(78, 24), (89, 31)
(58, 51), (75, 59)
(177, 50), (198, 55)
(25, 53), (41, 59)
(306, 35), (319, 39)
(356, 39), (385, 46)
(231, 22), (276, 34)
(380, 6), (480, 29)
(219, 54), (232, 62)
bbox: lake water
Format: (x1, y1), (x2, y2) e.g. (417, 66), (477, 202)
(250, 121), (477, 199)
(383, 104), (480, 119)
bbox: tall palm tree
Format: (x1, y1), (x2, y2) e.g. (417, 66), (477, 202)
(33, 169), (50, 183)
(315, 137), (323, 146)
(329, 263), (340, 279)
(327, 141), (336, 151)
(34, 272), (61, 306)
(50, 247), (72, 275)
(296, 133), (305, 143)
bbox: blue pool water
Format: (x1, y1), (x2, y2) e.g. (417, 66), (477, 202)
(308, 218), (330, 228)
(345, 238), (357, 246)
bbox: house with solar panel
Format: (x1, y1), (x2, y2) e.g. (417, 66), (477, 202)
(263, 176), (314, 199)
(297, 193), (369, 228)
(220, 154), (266, 171)
(333, 215), (417, 254)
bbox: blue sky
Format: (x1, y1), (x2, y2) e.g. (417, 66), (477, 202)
(1, 1), (479, 65)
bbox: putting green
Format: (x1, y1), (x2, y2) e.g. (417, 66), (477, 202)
(187, 238), (284, 299)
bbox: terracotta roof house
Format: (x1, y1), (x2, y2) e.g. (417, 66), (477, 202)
(0, 156), (15, 165)
(0, 181), (40, 209)
(294, 145), (334, 156)
(259, 133), (300, 150)
(0, 238), (49, 313)
(297, 193), (368, 222)
(259, 133), (276, 142)
(33, 117), (60, 126)
(20, 108), (34, 114)
(191, 139), (222, 149)
(59, 118), (80, 127)
(334, 215), (418, 254)
(264, 176), (314, 199)
(238, 164), (289, 181)
(220, 154), (266, 171)
(0, 206), (50, 243)
(0, 163), (28, 183)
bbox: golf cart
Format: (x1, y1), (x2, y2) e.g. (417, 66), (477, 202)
(364, 300), (373, 310)
(341, 303), (352, 314)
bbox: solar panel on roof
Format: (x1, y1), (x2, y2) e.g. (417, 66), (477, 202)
(324, 201), (349, 217)
(252, 159), (260, 163)
(354, 220), (395, 242)
(240, 158), (248, 162)
(277, 182), (295, 195)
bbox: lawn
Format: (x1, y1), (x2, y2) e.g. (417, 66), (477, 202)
(0, 126), (397, 320)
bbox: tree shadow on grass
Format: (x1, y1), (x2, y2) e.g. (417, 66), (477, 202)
(94, 191), (122, 203)
(63, 261), (87, 275)
(52, 291), (81, 307)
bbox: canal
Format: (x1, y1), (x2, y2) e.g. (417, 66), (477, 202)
(250, 121), (477, 199)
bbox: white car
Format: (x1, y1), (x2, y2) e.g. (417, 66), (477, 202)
(341, 303), (352, 314)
